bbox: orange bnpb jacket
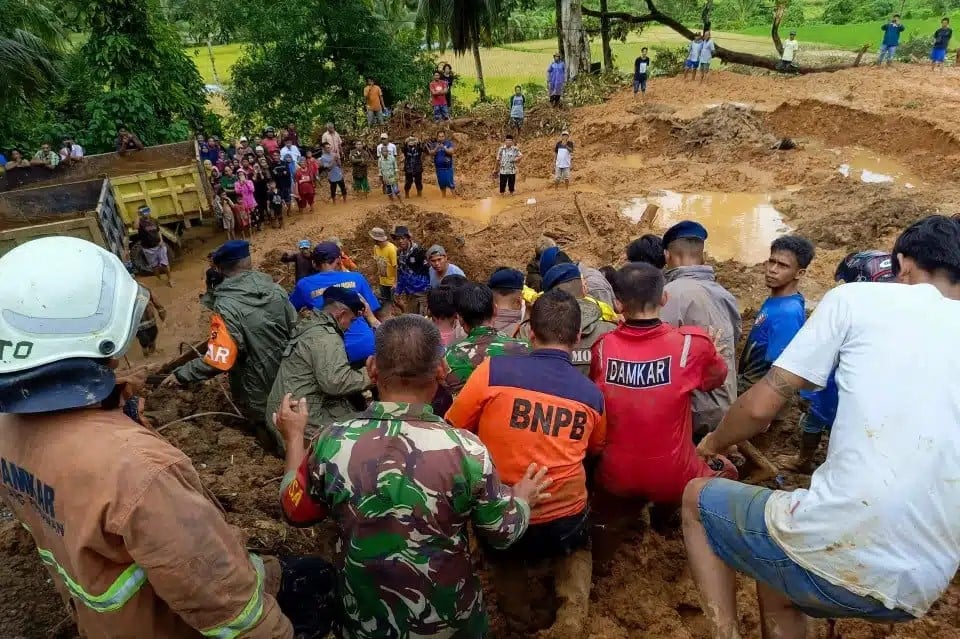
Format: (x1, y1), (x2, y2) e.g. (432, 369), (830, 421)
(446, 349), (606, 524)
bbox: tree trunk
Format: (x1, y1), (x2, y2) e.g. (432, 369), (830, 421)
(472, 41), (487, 101)
(561, 0), (591, 79)
(206, 36), (222, 87)
(599, 0), (613, 70)
(771, 1), (786, 56)
(555, 0), (565, 58)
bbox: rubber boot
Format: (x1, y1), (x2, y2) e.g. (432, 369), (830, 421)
(540, 548), (592, 639)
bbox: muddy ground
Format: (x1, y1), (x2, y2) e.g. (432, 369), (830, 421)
(4, 65), (960, 639)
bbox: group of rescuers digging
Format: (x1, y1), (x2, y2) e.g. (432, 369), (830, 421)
(1, 211), (959, 639)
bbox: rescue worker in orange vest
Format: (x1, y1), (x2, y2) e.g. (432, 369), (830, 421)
(0, 237), (336, 638)
(163, 240), (298, 453)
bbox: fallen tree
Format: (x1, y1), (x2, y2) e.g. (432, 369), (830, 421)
(583, 0), (869, 74)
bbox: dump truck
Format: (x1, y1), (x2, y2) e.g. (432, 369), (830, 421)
(0, 140), (213, 259)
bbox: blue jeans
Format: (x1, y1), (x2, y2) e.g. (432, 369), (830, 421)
(698, 479), (915, 621)
(877, 44), (898, 63)
(432, 104), (449, 121)
(633, 75), (648, 94)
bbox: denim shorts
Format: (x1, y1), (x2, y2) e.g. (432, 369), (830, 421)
(698, 479), (914, 621)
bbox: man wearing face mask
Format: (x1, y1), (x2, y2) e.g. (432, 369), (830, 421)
(0, 237), (306, 638)
(264, 287), (373, 454)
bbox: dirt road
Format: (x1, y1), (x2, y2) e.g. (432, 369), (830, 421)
(3, 65), (960, 638)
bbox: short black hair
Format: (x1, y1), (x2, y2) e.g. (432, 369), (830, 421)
(530, 289), (580, 347)
(440, 274), (469, 289)
(770, 235), (815, 269)
(427, 286), (457, 319)
(665, 237), (704, 258)
(375, 315), (443, 384)
(893, 13), (900, 18)
(641, 47), (648, 52)
(891, 215), (960, 283)
(454, 282), (495, 328)
(505, 135), (514, 140)
(626, 234), (666, 268)
(614, 263), (665, 313)
(599, 265), (618, 291)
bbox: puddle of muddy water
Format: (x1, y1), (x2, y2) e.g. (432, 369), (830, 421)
(835, 148), (917, 187)
(623, 191), (788, 264)
(420, 194), (517, 224)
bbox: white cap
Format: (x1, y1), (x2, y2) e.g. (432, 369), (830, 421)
(239, 136), (248, 142)
(380, 133), (389, 139)
(0, 237), (147, 374)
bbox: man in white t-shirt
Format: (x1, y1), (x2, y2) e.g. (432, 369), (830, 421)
(553, 130), (574, 189)
(778, 31), (800, 72)
(682, 214), (960, 639)
(698, 31), (717, 82)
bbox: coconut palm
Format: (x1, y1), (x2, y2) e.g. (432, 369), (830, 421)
(416, 0), (503, 101)
(0, 0), (64, 105)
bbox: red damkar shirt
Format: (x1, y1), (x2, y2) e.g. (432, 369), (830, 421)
(590, 320), (729, 503)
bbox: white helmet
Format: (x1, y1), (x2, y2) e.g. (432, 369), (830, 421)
(0, 237), (148, 374)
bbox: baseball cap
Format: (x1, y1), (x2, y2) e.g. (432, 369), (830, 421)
(138, 206), (151, 217)
(369, 227), (388, 242)
(789, 30), (797, 35)
(322, 287), (366, 314)
(211, 240), (251, 265)
(392, 225), (411, 238)
(312, 242), (342, 263)
(834, 250), (894, 283)
(426, 245), (446, 258)
(255, 145), (264, 152)
(297, 239), (311, 250)
(662, 220), (708, 248)
(542, 263), (581, 291)
(380, 133), (389, 139)
(561, 129), (570, 135)
(488, 268), (524, 291)
(239, 136), (248, 142)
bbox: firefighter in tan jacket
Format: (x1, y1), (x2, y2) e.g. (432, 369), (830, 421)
(0, 237), (332, 638)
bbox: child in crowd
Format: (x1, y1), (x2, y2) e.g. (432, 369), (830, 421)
(267, 179), (284, 230)
(295, 157), (316, 213)
(218, 193), (236, 241)
(427, 285), (459, 347)
(554, 130), (574, 188)
(378, 146), (401, 200)
(235, 170), (257, 230)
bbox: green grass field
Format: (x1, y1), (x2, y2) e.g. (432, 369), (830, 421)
(187, 27), (782, 104)
(186, 16), (955, 107)
(740, 15), (960, 49)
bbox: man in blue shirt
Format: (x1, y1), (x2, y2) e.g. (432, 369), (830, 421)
(289, 242), (381, 364)
(780, 250), (895, 473)
(738, 236), (815, 394)
(427, 244), (465, 288)
(877, 14), (906, 66)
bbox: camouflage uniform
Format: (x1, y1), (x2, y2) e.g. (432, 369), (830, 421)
(444, 326), (530, 395)
(264, 309), (371, 452)
(280, 401), (530, 639)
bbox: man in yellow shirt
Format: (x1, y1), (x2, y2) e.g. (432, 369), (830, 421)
(364, 77), (386, 126)
(370, 227), (398, 301)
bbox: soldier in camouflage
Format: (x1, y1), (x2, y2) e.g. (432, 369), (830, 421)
(264, 287), (372, 454)
(444, 282), (529, 396)
(275, 315), (552, 639)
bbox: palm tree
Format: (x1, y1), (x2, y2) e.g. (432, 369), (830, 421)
(417, 0), (503, 101)
(0, 0), (64, 105)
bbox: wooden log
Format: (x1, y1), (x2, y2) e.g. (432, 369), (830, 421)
(573, 193), (595, 237)
(740, 440), (780, 482)
(148, 339), (207, 382)
(639, 203), (659, 226)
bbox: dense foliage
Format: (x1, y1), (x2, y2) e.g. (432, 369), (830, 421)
(226, 0), (435, 137)
(1, 0), (209, 156)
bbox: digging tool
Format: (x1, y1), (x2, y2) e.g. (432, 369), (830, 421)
(739, 440), (780, 482)
(573, 193), (595, 237)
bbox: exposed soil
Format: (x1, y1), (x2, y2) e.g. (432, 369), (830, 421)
(4, 65), (960, 639)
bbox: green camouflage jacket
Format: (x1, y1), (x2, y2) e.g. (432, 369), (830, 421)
(175, 270), (297, 423)
(306, 402), (530, 638)
(264, 310), (370, 452)
(444, 326), (529, 395)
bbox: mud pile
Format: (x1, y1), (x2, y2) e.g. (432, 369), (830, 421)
(672, 104), (779, 151)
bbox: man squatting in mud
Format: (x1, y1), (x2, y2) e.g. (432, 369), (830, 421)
(3, 215), (960, 639)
